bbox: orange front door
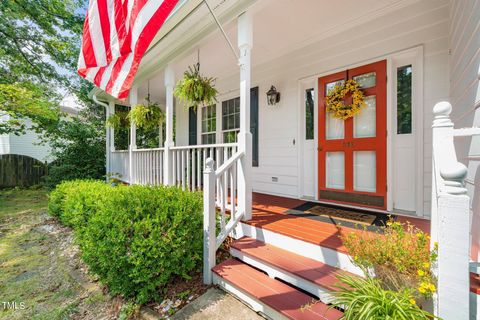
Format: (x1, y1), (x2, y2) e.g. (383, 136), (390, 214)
(318, 60), (387, 209)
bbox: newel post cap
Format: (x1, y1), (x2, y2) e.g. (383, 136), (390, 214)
(205, 158), (215, 172)
(440, 162), (468, 195)
(433, 101), (453, 127)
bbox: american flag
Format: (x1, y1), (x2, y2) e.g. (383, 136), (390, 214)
(77, 0), (179, 100)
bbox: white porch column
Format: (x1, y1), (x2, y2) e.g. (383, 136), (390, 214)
(431, 102), (470, 319)
(237, 12), (253, 221)
(163, 65), (175, 185)
(108, 101), (116, 153)
(129, 86), (138, 184)
(105, 101), (113, 175)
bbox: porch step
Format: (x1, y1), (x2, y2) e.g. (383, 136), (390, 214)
(237, 220), (365, 276)
(212, 258), (343, 320)
(230, 237), (356, 304)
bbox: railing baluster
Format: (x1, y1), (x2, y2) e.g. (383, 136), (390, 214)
(182, 150), (186, 190)
(187, 150), (191, 191)
(192, 150), (196, 191)
(197, 149), (201, 189)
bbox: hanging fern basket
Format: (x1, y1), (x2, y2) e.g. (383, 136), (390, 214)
(128, 98), (165, 131)
(174, 63), (218, 110)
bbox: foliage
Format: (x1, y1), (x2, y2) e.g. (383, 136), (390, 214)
(341, 221), (437, 299)
(106, 110), (130, 130)
(128, 97), (165, 131)
(326, 79), (366, 120)
(330, 275), (436, 320)
(48, 180), (110, 229)
(0, 0), (84, 135)
(42, 113), (106, 189)
(49, 181), (204, 304)
(174, 64), (218, 110)
(0, 83), (60, 135)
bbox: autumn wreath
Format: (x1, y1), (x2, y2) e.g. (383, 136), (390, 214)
(326, 79), (366, 120)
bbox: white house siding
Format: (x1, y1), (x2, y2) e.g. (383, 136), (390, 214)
(0, 114), (11, 155)
(448, 0), (480, 262)
(211, 0), (450, 216)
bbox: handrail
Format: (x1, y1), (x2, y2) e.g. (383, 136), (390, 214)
(133, 147), (165, 152)
(215, 150), (244, 177)
(170, 142), (238, 150)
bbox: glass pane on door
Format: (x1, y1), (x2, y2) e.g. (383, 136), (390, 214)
(354, 151), (376, 192)
(326, 152), (345, 189)
(354, 95), (376, 138)
(353, 72), (376, 88)
(325, 80), (345, 140)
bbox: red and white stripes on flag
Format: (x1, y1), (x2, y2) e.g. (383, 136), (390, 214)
(77, 0), (179, 100)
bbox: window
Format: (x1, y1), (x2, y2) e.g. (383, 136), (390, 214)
(305, 88), (314, 140)
(222, 97), (240, 143)
(201, 105), (216, 144)
(397, 65), (412, 134)
(221, 88), (259, 166)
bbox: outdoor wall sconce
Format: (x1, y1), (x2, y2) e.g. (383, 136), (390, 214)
(266, 86), (280, 106)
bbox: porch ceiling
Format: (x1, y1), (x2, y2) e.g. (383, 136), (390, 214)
(135, 0), (413, 104)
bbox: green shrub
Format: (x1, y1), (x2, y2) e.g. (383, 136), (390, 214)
(48, 180), (110, 229)
(48, 180), (81, 218)
(48, 181), (203, 304)
(330, 275), (436, 320)
(60, 180), (111, 229)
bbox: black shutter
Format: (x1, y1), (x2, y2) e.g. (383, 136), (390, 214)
(250, 87), (259, 167)
(188, 108), (197, 145)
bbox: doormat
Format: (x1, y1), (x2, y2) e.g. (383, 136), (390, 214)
(286, 202), (391, 230)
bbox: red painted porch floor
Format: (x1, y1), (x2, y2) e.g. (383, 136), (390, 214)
(247, 193), (480, 295)
(247, 193), (430, 254)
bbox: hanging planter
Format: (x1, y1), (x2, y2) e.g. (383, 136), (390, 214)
(128, 96), (165, 131)
(174, 63), (218, 110)
(326, 79), (366, 120)
(106, 110), (130, 129)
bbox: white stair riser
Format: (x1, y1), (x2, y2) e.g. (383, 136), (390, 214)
(212, 273), (289, 320)
(236, 222), (364, 276)
(230, 247), (334, 304)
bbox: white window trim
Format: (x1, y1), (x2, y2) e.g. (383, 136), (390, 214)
(200, 104), (217, 144)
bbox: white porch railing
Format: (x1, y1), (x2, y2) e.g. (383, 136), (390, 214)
(203, 150), (245, 284)
(110, 150), (129, 182)
(171, 143), (238, 191)
(431, 101), (472, 319)
(132, 148), (165, 185)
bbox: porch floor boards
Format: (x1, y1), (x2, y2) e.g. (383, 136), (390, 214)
(248, 193), (430, 254)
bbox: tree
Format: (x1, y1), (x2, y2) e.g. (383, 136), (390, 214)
(43, 110), (106, 189)
(0, 0), (85, 134)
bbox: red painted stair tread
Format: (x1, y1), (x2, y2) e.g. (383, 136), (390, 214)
(231, 237), (356, 292)
(213, 259), (343, 320)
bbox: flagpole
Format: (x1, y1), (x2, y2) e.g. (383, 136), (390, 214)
(203, 0), (239, 60)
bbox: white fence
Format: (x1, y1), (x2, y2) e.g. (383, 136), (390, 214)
(110, 150), (129, 182)
(431, 101), (473, 319)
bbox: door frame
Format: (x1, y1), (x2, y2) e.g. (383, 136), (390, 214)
(297, 46), (424, 216)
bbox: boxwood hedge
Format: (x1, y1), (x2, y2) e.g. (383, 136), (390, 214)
(48, 180), (203, 303)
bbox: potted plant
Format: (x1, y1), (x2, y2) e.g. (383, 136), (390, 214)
(174, 63), (218, 110)
(340, 220), (438, 308)
(128, 96), (165, 130)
